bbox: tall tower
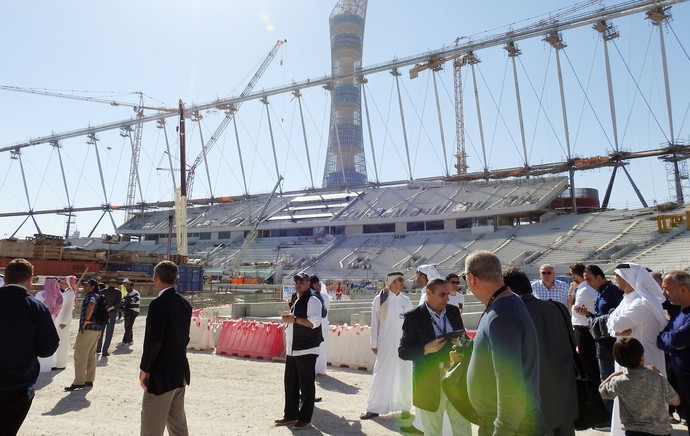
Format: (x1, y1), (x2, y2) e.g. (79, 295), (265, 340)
(323, 0), (368, 188)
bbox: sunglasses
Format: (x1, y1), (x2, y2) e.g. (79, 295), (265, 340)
(448, 280), (460, 285)
(460, 271), (478, 282)
(540, 271), (553, 275)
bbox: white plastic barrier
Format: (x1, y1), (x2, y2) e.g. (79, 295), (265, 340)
(188, 317), (217, 351)
(326, 324), (375, 371)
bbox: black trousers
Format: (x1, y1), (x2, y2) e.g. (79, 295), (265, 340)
(0, 388), (34, 436)
(573, 326), (599, 383)
(122, 312), (138, 344)
(284, 354), (318, 422)
(675, 375), (690, 435)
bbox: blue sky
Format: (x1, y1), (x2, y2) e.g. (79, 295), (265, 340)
(0, 0), (688, 239)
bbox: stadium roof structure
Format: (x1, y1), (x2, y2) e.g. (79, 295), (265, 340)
(117, 176), (569, 237)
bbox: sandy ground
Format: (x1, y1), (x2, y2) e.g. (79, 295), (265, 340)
(20, 317), (688, 436)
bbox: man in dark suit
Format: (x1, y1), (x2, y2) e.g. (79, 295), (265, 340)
(399, 277), (470, 435)
(0, 258), (59, 436)
(503, 267), (578, 436)
(139, 261), (192, 436)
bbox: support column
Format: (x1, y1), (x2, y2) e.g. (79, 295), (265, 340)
(87, 133), (117, 232)
(360, 77), (380, 185)
(465, 52), (488, 175)
(156, 119), (177, 189)
(293, 90), (315, 190)
(231, 114), (249, 196)
(431, 69), (449, 176)
(391, 68), (413, 180)
(648, 6), (683, 204)
(505, 42), (529, 170)
(594, 21), (621, 153)
(545, 32), (577, 213)
(52, 140), (74, 239)
(260, 97), (282, 190)
(11, 149), (41, 236)
(192, 111), (214, 199)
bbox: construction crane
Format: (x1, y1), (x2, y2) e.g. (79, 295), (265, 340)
(231, 176), (283, 276)
(0, 86), (178, 220)
(0, 85), (177, 114)
(185, 39), (286, 199)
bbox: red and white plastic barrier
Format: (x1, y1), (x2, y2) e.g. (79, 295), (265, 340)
(215, 319), (285, 360)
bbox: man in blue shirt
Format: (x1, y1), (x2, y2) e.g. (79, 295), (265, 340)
(0, 258), (59, 435)
(657, 270), (690, 429)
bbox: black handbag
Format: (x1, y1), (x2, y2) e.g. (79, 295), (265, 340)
(551, 302), (609, 430)
(589, 314), (611, 341)
(441, 336), (481, 425)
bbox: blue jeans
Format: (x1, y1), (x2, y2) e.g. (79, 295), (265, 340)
(97, 311), (117, 354)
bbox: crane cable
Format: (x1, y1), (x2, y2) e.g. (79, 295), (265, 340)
(28, 147), (55, 208)
(107, 135), (127, 204)
(476, 59), (521, 165)
(366, 78), (409, 180)
(0, 159), (20, 206)
(518, 53), (565, 164)
(612, 38), (670, 143)
(562, 49), (614, 151)
(571, 37), (601, 155)
(399, 72), (444, 176)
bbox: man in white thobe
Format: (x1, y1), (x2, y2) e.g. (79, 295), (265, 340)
(360, 272), (413, 420)
(53, 276), (76, 369)
(311, 275), (331, 375)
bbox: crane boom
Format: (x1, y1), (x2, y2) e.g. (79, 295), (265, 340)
(186, 39), (286, 198)
(231, 176), (283, 275)
(0, 85), (176, 113)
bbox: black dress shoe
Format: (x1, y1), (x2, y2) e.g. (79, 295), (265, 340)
(360, 411), (379, 420)
(85, 382), (93, 387)
(64, 384), (85, 391)
(274, 418), (298, 426)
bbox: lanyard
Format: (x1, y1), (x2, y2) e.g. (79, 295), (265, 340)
(486, 286), (508, 308)
(429, 308), (447, 335)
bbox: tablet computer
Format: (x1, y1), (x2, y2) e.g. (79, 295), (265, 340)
(437, 329), (465, 341)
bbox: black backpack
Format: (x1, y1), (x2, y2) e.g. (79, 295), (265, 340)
(92, 292), (109, 325)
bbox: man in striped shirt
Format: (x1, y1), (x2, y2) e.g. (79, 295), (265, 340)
(531, 264), (569, 306)
(120, 278), (140, 346)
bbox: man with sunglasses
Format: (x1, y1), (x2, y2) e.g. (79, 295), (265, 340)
(399, 277), (469, 435)
(531, 264), (569, 306)
(446, 273), (465, 313)
(360, 272), (413, 421)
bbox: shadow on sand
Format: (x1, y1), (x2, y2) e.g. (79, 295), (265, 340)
(316, 372), (360, 395)
(42, 388), (92, 416)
